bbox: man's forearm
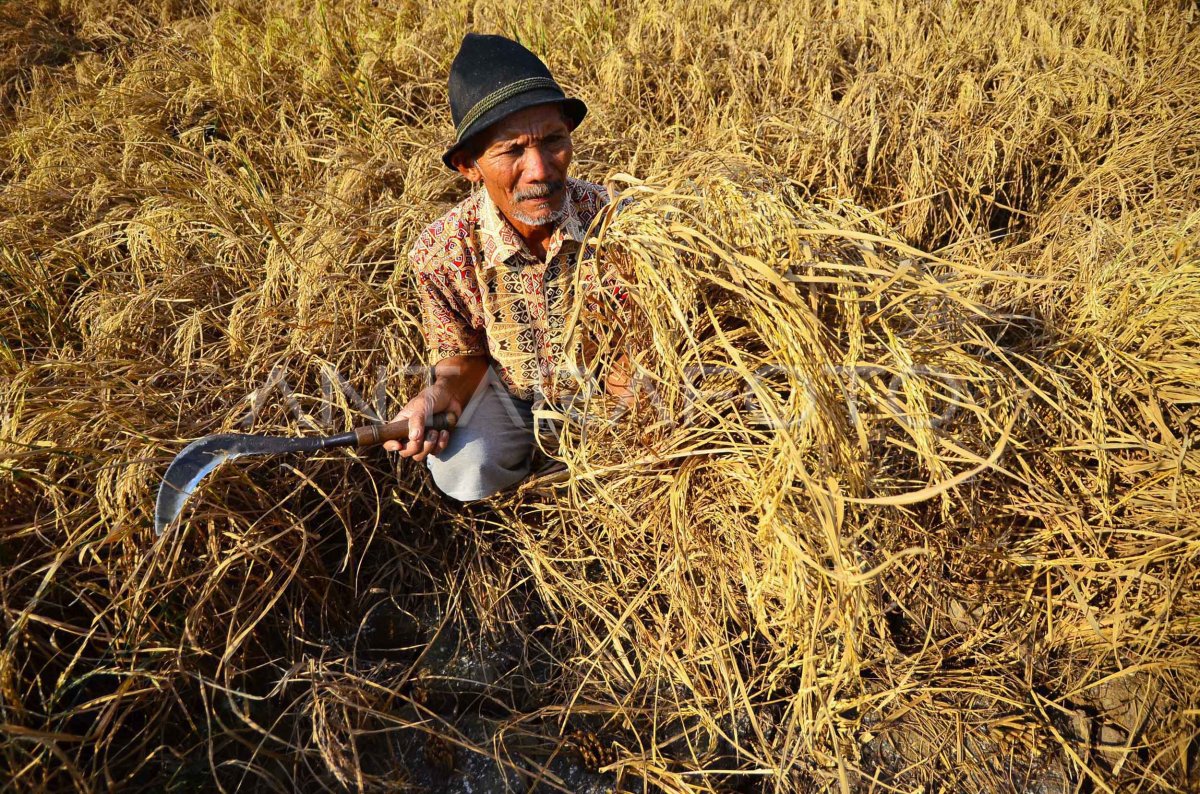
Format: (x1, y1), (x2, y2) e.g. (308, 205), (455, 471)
(432, 354), (490, 408)
(605, 351), (635, 404)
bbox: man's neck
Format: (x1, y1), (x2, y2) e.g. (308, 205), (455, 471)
(478, 184), (571, 263)
(480, 184), (567, 262)
(507, 217), (554, 260)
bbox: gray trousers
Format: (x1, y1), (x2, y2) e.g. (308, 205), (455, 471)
(426, 382), (537, 501)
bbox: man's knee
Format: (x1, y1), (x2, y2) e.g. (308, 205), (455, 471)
(426, 437), (532, 501)
(427, 463), (500, 502)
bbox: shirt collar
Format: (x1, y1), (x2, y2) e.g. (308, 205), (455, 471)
(477, 182), (585, 269)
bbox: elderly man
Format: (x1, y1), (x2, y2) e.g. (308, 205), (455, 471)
(383, 33), (631, 501)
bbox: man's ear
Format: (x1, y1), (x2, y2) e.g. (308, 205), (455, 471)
(451, 149), (482, 182)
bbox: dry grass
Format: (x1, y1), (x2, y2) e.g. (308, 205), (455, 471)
(2, 0), (1198, 790)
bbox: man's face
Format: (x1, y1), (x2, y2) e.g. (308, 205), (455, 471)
(455, 103), (573, 230)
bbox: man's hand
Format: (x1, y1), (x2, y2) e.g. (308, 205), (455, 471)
(605, 351), (636, 408)
(384, 355), (489, 461)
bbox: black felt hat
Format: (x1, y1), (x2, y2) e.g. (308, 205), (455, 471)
(442, 33), (587, 170)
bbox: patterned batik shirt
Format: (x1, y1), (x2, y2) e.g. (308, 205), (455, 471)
(408, 177), (627, 404)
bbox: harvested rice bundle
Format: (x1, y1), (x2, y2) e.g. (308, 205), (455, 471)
(507, 162), (1199, 791)
(510, 159), (1045, 789)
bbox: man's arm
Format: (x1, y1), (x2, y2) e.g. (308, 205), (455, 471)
(598, 244), (635, 406)
(384, 354), (490, 460)
(391, 236), (491, 460)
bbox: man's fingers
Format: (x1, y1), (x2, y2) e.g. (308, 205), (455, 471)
(408, 408), (425, 447)
(383, 411), (412, 452)
(387, 437), (420, 455)
(409, 430), (450, 462)
(385, 393), (455, 459)
(383, 409), (428, 458)
(411, 436), (438, 463)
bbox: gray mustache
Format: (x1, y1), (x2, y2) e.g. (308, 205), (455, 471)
(514, 181), (564, 202)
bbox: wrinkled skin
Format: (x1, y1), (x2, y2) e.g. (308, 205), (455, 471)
(453, 103), (575, 261)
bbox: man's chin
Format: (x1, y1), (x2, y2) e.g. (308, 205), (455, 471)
(511, 195), (567, 227)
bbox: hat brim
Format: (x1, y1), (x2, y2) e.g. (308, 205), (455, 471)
(442, 94), (586, 170)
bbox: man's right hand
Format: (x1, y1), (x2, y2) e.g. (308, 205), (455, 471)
(384, 355), (489, 461)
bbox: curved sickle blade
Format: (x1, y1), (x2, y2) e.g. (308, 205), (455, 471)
(154, 433), (329, 536)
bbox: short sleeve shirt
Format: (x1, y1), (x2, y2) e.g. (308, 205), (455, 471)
(407, 178), (626, 403)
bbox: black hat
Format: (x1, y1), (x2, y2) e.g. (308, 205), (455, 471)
(442, 33), (587, 170)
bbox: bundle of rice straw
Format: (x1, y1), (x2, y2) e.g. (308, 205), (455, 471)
(499, 156), (1198, 791)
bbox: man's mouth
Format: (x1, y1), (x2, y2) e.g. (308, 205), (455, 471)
(514, 182), (564, 204)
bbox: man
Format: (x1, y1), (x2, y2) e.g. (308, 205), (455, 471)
(383, 33), (631, 501)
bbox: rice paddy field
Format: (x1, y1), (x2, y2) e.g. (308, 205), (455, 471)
(2, 0), (1199, 791)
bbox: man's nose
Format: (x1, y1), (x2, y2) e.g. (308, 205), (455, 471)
(522, 145), (555, 182)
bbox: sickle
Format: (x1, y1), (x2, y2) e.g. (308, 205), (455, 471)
(153, 412), (456, 535)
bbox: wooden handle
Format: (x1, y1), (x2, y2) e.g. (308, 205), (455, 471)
(354, 411), (457, 447)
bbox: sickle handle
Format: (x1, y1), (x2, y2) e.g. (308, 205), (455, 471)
(353, 411), (458, 447)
